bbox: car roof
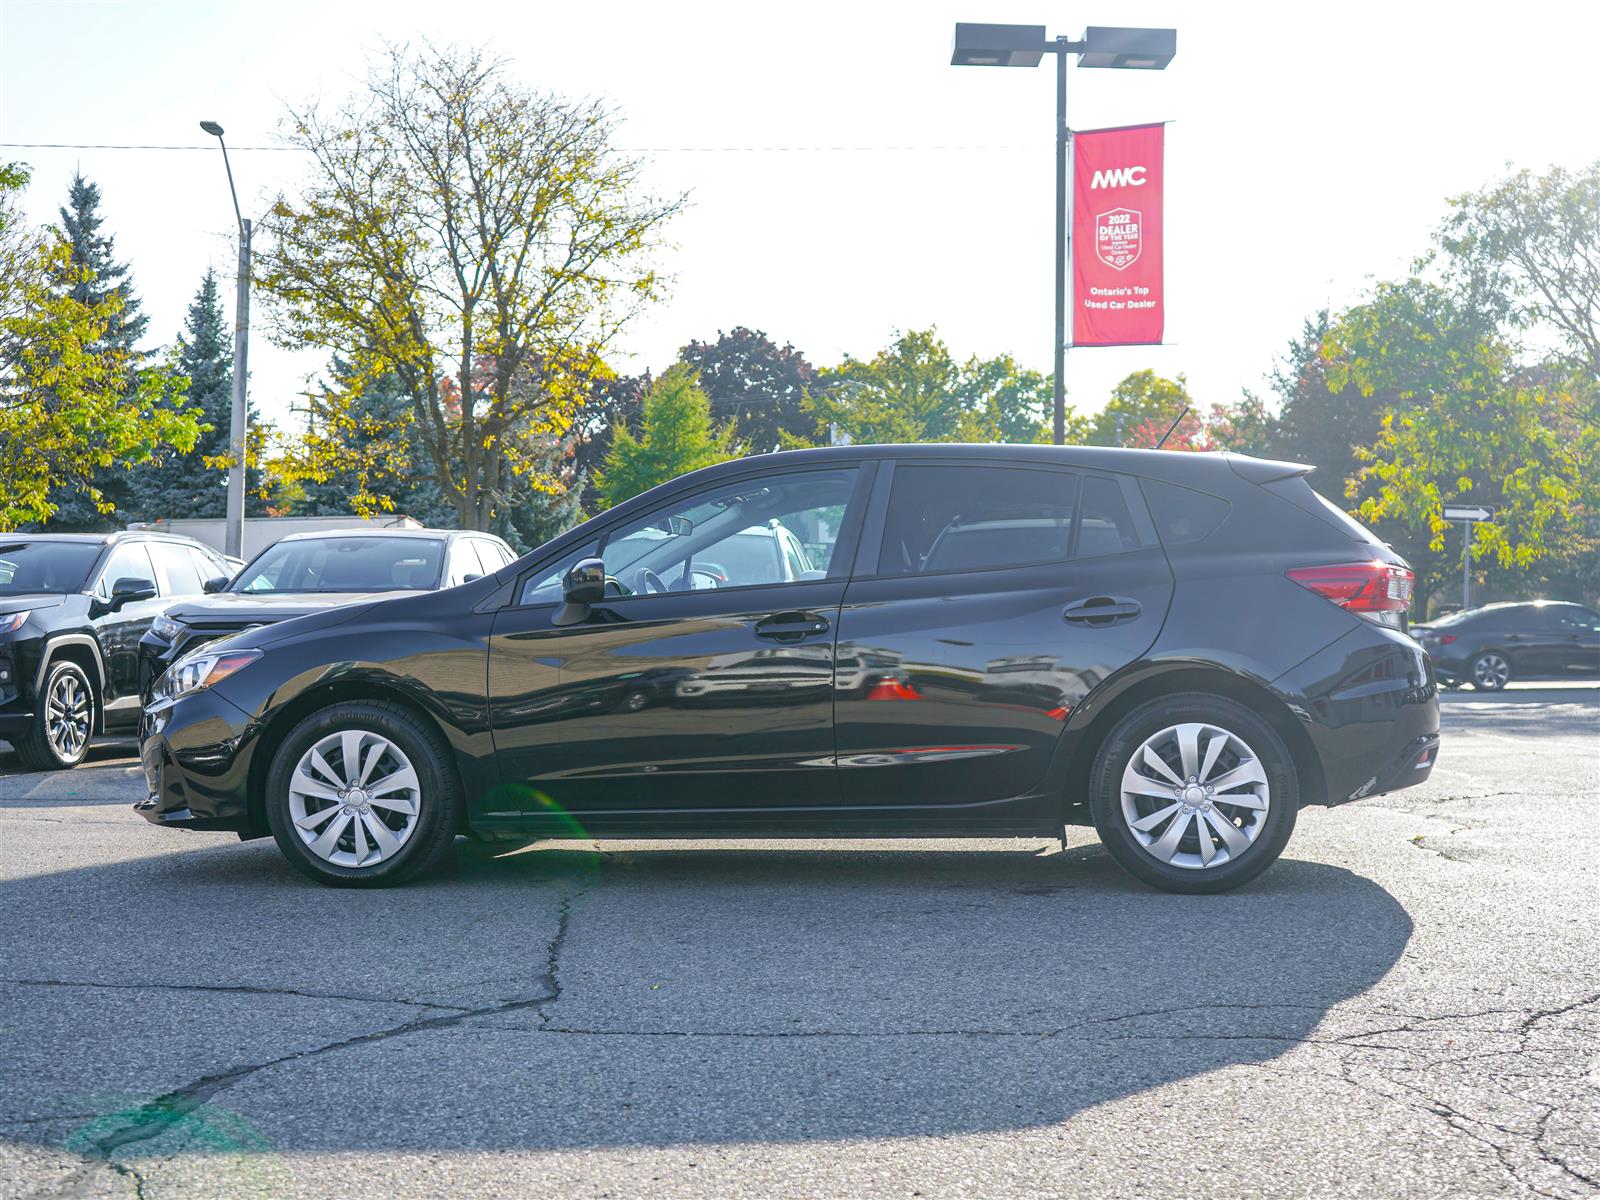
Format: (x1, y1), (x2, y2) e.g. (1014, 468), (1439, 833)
(0, 531), (213, 547)
(273, 528), (493, 543)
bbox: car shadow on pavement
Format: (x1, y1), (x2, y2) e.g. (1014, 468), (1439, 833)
(0, 834), (1413, 1158)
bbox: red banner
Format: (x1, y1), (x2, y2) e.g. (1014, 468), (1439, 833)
(1072, 123), (1164, 346)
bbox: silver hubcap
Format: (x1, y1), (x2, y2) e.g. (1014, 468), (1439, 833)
(1120, 722), (1271, 870)
(46, 672), (91, 760)
(1474, 654), (1509, 688)
(288, 730), (421, 868)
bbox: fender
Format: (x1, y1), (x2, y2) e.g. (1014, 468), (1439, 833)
(34, 633), (108, 695)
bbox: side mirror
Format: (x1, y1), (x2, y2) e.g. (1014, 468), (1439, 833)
(553, 557), (606, 626)
(112, 576), (158, 608)
(462, 573), (483, 584)
(202, 575), (230, 594)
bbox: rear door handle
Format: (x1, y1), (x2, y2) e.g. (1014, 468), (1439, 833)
(1063, 596), (1142, 625)
(755, 611), (831, 641)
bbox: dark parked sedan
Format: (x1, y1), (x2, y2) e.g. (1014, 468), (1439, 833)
(139, 527), (515, 696)
(1415, 601), (1600, 689)
(136, 445), (1440, 894)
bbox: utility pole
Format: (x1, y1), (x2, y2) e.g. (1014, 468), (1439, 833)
(1053, 35), (1072, 446)
(200, 120), (249, 559)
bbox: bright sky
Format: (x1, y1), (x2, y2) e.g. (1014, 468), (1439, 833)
(4, 0), (1599, 430)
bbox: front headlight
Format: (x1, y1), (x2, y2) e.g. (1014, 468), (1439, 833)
(0, 611), (29, 635)
(150, 614), (184, 641)
(157, 648), (262, 700)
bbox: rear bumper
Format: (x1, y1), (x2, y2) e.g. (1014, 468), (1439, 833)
(1273, 626), (1440, 805)
(134, 687), (261, 834)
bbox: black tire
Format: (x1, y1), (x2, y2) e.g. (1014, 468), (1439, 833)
(1470, 651), (1511, 691)
(15, 659), (95, 771)
(265, 701), (460, 888)
(1088, 693), (1299, 895)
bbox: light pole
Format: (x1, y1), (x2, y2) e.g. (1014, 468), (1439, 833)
(199, 120), (250, 559)
(951, 24), (1176, 445)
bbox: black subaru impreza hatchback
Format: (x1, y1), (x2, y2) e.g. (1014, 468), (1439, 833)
(137, 446), (1439, 893)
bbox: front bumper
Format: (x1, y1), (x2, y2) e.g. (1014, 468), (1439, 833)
(1274, 626), (1441, 805)
(134, 687), (261, 834)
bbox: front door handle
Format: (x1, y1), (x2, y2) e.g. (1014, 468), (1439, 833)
(1063, 596), (1142, 626)
(755, 611), (830, 642)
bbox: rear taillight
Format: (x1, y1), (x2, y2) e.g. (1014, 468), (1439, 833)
(1436, 634), (1457, 645)
(1287, 562), (1414, 628)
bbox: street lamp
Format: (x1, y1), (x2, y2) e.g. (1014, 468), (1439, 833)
(951, 23), (1176, 445)
(199, 119), (251, 559)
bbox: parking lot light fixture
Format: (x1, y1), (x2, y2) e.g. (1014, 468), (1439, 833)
(950, 21), (1176, 445)
(199, 119), (251, 560)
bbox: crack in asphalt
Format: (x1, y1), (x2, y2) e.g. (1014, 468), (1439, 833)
(45, 874), (594, 1195)
(0, 977), (474, 1013)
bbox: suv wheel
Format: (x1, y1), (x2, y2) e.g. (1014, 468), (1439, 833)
(15, 660), (95, 771)
(1471, 652), (1510, 691)
(265, 702), (459, 888)
(1088, 693), (1298, 895)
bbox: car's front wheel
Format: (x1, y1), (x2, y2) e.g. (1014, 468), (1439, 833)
(1471, 652), (1511, 691)
(1088, 693), (1299, 894)
(14, 659), (95, 771)
(265, 702), (460, 887)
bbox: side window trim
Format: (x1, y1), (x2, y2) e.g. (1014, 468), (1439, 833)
(509, 460), (875, 609)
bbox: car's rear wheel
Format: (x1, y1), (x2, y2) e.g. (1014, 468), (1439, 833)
(265, 702), (459, 887)
(15, 660), (95, 772)
(1471, 652), (1510, 691)
(1088, 693), (1298, 894)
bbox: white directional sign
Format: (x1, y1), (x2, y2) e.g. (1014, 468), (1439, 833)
(1443, 504), (1495, 522)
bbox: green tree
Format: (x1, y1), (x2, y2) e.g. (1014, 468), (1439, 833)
(257, 43), (683, 530)
(811, 328), (1064, 445)
(1441, 159), (1600, 377)
(41, 174), (155, 527)
(57, 173), (147, 354)
(0, 165), (198, 529)
(594, 365), (737, 508)
(1088, 370), (1196, 447)
(134, 270), (235, 520)
(679, 327), (817, 453)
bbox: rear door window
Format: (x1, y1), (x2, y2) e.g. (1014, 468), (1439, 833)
(878, 464), (1080, 576)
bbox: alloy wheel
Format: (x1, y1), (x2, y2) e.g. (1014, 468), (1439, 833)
(287, 730), (422, 868)
(1473, 653), (1510, 690)
(1119, 721), (1271, 870)
(45, 671), (91, 761)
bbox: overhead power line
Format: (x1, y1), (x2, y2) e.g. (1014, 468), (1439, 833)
(1, 140), (1043, 154)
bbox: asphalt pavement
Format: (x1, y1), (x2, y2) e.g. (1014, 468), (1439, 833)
(0, 684), (1596, 1199)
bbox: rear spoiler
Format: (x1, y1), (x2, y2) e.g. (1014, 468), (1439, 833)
(1223, 453), (1314, 484)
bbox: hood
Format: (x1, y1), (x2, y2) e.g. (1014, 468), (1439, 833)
(0, 593), (68, 617)
(166, 591), (404, 626)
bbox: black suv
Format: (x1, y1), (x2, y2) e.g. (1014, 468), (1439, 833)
(140, 528), (515, 693)
(1415, 601), (1600, 689)
(0, 532), (235, 770)
(137, 446), (1440, 894)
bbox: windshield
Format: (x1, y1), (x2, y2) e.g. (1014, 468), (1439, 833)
(0, 541), (102, 594)
(231, 537), (445, 594)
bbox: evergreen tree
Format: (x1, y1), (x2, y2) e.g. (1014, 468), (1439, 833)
(58, 173), (148, 353)
(133, 270), (234, 520)
(40, 174), (152, 527)
(595, 366), (738, 508)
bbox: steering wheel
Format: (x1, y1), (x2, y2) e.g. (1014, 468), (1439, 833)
(637, 567), (668, 595)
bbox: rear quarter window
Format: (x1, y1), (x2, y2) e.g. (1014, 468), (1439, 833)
(1139, 479), (1231, 546)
